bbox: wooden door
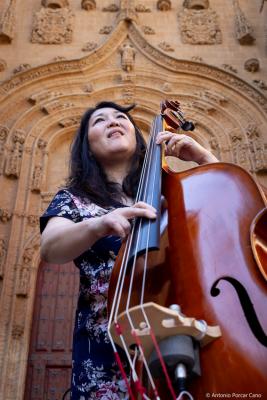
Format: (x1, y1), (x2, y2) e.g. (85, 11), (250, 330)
(24, 261), (79, 400)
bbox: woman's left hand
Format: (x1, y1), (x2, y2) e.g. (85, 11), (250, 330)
(156, 131), (218, 165)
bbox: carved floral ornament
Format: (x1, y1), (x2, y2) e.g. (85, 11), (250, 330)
(99, 26), (113, 34)
(0, 209), (12, 223)
(0, 126), (9, 141)
(81, 0), (96, 10)
(13, 64), (31, 75)
(142, 26), (155, 35)
(135, 4), (151, 12)
(244, 58), (260, 72)
(82, 42), (98, 52)
(157, 0), (172, 11)
(103, 4), (120, 12)
(41, 0), (69, 8)
(183, 0), (209, 9)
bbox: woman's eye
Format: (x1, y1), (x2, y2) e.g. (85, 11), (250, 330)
(117, 114), (127, 119)
(93, 118), (104, 125)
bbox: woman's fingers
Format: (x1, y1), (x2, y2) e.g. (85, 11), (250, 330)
(156, 131), (177, 145)
(120, 203), (157, 220)
(99, 202), (157, 238)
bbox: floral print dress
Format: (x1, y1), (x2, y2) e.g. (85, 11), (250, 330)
(40, 190), (129, 400)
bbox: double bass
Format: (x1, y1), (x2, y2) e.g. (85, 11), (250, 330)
(108, 100), (267, 399)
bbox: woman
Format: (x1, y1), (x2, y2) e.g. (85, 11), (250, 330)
(40, 101), (218, 399)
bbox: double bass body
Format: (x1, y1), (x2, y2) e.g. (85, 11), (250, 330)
(108, 113), (267, 397)
(161, 162), (267, 396)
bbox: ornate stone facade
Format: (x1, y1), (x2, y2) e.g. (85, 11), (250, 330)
(0, 2), (266, 399)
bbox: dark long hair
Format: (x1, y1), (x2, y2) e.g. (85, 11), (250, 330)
(66, 101), (147, 207)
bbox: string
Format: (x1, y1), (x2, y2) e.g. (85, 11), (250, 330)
(176, 391), (194, 400)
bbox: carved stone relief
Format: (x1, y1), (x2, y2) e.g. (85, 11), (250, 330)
(230, 132), (251, 171)
(0, 0), (16, 43)
(11, 323), (24, 339)
(246, 123), (267, 172)
(135, 4), (151, 12)
(41, 100), (75, 114)
(253, 80), (267, 90)
(122, 86), (135, 104)
(13, 64), (31, 75)
(119, 43), (136, 72)
(188, 100), (215, 114)
(194, 90), (228, 105)
(179, 9), (222, 44)
(118, 0), (138, 22)
(103, 4), (119, 12)
(41, 0), (69, 7)
(82, 83), (94, 92)
(244, 58), (260, 72)
(158, 41), (174, 52)
(81, 0), (96, 10)
(0, 59), (7, 72)
(162, 82), (172, 92)
(183, 0), (209, 9)
(222, 64), (238, 74)
(0, 126), (9, 174)
(15, 246), (36, 297)
(0, 238), (7, 278)
(31, 139), (47, 193)
(27, 215), (39, 227)
(142, 26), (155, 35)
(157, 0), (172, 11)
(59, 116), (81, 127)
(209, 137), (221, 160)
(232, 0), (255, 45)
(31, 7), (74, 44)
(53, 56), (66, 61)
(0, 209), (12, 223)
(4, 130), (25, 179)
(28, 90), (63, 105)
(31, 165), (43, 193)
(99, 26), (113, 34)
(191, 56), (203, 62)
(82, 42), (98, 52)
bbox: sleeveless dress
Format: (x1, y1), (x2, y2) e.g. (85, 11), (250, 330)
(40, 189), (129, 400)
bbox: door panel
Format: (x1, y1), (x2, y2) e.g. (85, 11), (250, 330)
(24, 261), (79, 400)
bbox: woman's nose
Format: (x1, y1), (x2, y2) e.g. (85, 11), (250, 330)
(107, 118), (120, 127)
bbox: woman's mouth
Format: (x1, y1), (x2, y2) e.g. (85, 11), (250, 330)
(107, 130), (124, 138)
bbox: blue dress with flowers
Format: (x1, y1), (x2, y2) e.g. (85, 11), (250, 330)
(40, 189), (129, 400)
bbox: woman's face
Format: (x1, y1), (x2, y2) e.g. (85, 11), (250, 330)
(87, 107), (137, 164)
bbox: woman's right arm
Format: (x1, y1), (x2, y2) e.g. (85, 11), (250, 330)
(41, 202), (156, 264)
